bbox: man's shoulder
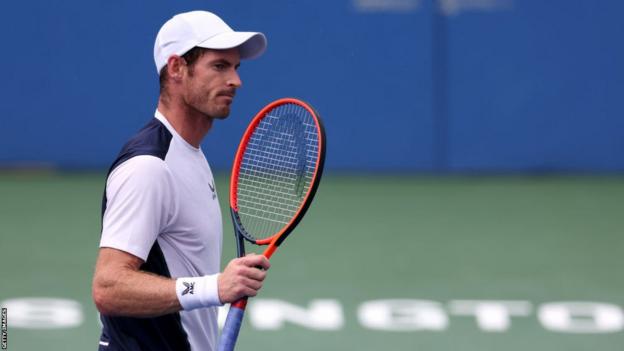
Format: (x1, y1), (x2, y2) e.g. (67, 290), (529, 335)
(108, 118), (173, 175)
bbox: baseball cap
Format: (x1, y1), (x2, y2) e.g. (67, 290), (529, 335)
(154, 11), (267, 74)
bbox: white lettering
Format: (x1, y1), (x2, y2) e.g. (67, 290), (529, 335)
(538, 302), (624, 333)
(0, 298), (82, 329)
(4, 296), (624, 335)
(352, 0), (421, 13)
(249, 299), (343, 330)
(439, 0), (514, 16)
(449, 300), (531, 332)
(358, 299), (448, 331)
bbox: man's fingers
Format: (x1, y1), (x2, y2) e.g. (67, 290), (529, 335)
(229, 277), (263, 300)
(240, 254), (271, 270)
(239, 266), (267, 281)
(241, 277), (263, 291)
(219, 254), (271, 303)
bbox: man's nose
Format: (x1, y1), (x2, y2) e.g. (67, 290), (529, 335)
(228, 70), (242, 88)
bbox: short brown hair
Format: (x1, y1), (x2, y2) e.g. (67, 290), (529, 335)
(159, 47), (209, 94)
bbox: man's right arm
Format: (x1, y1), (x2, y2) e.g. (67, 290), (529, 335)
(92, 247), (270, 317)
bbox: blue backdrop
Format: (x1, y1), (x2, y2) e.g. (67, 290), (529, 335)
(1, 0), (622, 172)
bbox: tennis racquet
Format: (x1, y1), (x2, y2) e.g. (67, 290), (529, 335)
(217, 98), (326, 351)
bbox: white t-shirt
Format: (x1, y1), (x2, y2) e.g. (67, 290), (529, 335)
(99, 110), (222, 351)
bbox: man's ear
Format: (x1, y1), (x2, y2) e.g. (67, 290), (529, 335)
(166, 55), (186, 82)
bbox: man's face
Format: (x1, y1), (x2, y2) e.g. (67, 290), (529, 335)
(182, 48), (242, 119)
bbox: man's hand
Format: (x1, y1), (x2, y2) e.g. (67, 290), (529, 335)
(218, 254), (271, 303)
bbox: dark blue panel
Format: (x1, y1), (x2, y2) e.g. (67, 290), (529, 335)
(1, 0), (622, 172)
(204, 1), (435, 171)
(0, 0), (434, 171)
(445, 0), (624, 171)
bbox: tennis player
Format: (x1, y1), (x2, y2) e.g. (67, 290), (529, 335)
(92, 11), (270, 351)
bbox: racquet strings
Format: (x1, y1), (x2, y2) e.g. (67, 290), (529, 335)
(236, 103), (320, 240)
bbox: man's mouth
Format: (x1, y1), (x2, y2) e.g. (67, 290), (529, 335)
(218, 90), (236, 98)
(217, 91), (235, 105)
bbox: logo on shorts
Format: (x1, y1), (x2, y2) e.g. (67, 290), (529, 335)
(182, 282), (195, 295)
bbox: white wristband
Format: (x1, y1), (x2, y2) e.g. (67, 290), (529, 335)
(175, 274), (222, 310)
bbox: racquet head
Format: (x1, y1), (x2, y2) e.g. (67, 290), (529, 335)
(229, 98), (325, 257)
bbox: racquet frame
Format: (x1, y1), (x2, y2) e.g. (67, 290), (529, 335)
(218, 98), (325, 351)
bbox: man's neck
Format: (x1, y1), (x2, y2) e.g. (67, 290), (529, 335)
(157, 98), (213, 148)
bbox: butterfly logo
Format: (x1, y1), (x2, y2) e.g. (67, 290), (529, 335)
(182, 282), (195, 295)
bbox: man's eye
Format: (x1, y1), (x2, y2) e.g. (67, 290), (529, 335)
(214, 64), (226, 70)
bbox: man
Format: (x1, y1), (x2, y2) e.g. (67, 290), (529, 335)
(92, 11), (270, 351)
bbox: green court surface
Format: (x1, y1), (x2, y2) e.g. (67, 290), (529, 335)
(1, 172), (623, 350)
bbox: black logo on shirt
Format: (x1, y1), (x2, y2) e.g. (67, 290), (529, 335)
(182, 282), (195, 295)
(209, 180), (216, 200)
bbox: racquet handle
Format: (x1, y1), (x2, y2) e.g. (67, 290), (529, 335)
(217, 298), (248, 351)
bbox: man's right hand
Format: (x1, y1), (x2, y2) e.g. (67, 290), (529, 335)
(217, 253), (271, 303)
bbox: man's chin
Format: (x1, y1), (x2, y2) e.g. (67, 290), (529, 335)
(212, 109), (231, 120)
(204, 104), (231, 120)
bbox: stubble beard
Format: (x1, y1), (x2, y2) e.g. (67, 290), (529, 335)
(186, 92), (232, 121)
(210, 101), (231, 120)
(183, 73), (234, 120)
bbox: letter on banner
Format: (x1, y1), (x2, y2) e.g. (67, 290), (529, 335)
(0, 298), (83, 329)
(449, 300), (532, 332)
(358, 299), (448, 331)
(539, 302), (624, 333)
(249, 299), (344, 330)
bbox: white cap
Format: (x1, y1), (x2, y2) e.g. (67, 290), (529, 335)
(154, 11), (267, 74)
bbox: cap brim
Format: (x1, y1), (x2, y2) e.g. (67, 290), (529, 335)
(197, 31), (267, 59)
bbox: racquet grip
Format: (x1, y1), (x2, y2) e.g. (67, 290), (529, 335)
(217, 300), (247, 351)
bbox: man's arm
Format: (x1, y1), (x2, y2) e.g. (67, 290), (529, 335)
(92, 247), (270, 317)
(92, 248), (179, 317)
